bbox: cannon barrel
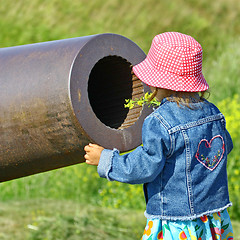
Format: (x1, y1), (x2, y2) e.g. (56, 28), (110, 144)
(0, 33), (151, 182)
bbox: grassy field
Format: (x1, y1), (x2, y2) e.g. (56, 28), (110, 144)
(0, 0), (240, 238)
(0, 199), (239, 240)
(1, 0), (240, 103)
(0, 199), (145, 240)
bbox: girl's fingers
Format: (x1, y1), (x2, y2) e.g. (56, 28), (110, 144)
(85, 160), (91, 165)
(89, 143), (101, 148)
(84, 143), (95, 151)
(85, 143), (103, 150)
(85, 160), (95, 166)
(84, 145), (92, 152)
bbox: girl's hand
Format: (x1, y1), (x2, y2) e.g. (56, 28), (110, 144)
(84, 143), (104, 166)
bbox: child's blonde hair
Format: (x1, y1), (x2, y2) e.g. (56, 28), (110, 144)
(148, 87), (209, 109)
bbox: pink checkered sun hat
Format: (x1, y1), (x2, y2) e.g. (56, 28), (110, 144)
(133, 32), (209, 92)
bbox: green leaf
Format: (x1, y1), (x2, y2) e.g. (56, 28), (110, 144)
(148, 234), (154, 240)
(222, 223), (229, 230)
(195, 225), (200, 231)
(124, 92), (161, 109)
(163, 224), (170, 231)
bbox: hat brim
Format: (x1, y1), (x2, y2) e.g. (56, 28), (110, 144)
(133, 58), (209, 92)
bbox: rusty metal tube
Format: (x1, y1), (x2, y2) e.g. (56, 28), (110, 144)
(0, 33), (151, 182)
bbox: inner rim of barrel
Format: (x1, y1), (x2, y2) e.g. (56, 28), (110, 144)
(88, 55), (144, 129)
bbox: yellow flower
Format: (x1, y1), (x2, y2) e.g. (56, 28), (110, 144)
(234, 169), (239, 176)
(143, 221), (153, 236)
(212, 212), (221, 222)
(188, 228), (197, 240)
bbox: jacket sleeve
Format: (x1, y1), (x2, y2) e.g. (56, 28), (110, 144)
(97, 114), (171, 184)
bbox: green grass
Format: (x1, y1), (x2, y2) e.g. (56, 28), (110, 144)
(0, 199), (145, 240)
(1, 0), (240, 102)
(0, 199), (239, 240)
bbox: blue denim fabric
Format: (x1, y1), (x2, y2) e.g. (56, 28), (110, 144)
(97, 98), (233, 220)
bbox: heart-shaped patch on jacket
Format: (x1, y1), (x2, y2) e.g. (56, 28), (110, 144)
(195, 135), (225, 171)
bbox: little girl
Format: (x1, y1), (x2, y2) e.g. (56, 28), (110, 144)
(84, 32), (234, 239)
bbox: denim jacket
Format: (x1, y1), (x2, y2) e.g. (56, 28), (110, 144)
(97, 98), (233, 220)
